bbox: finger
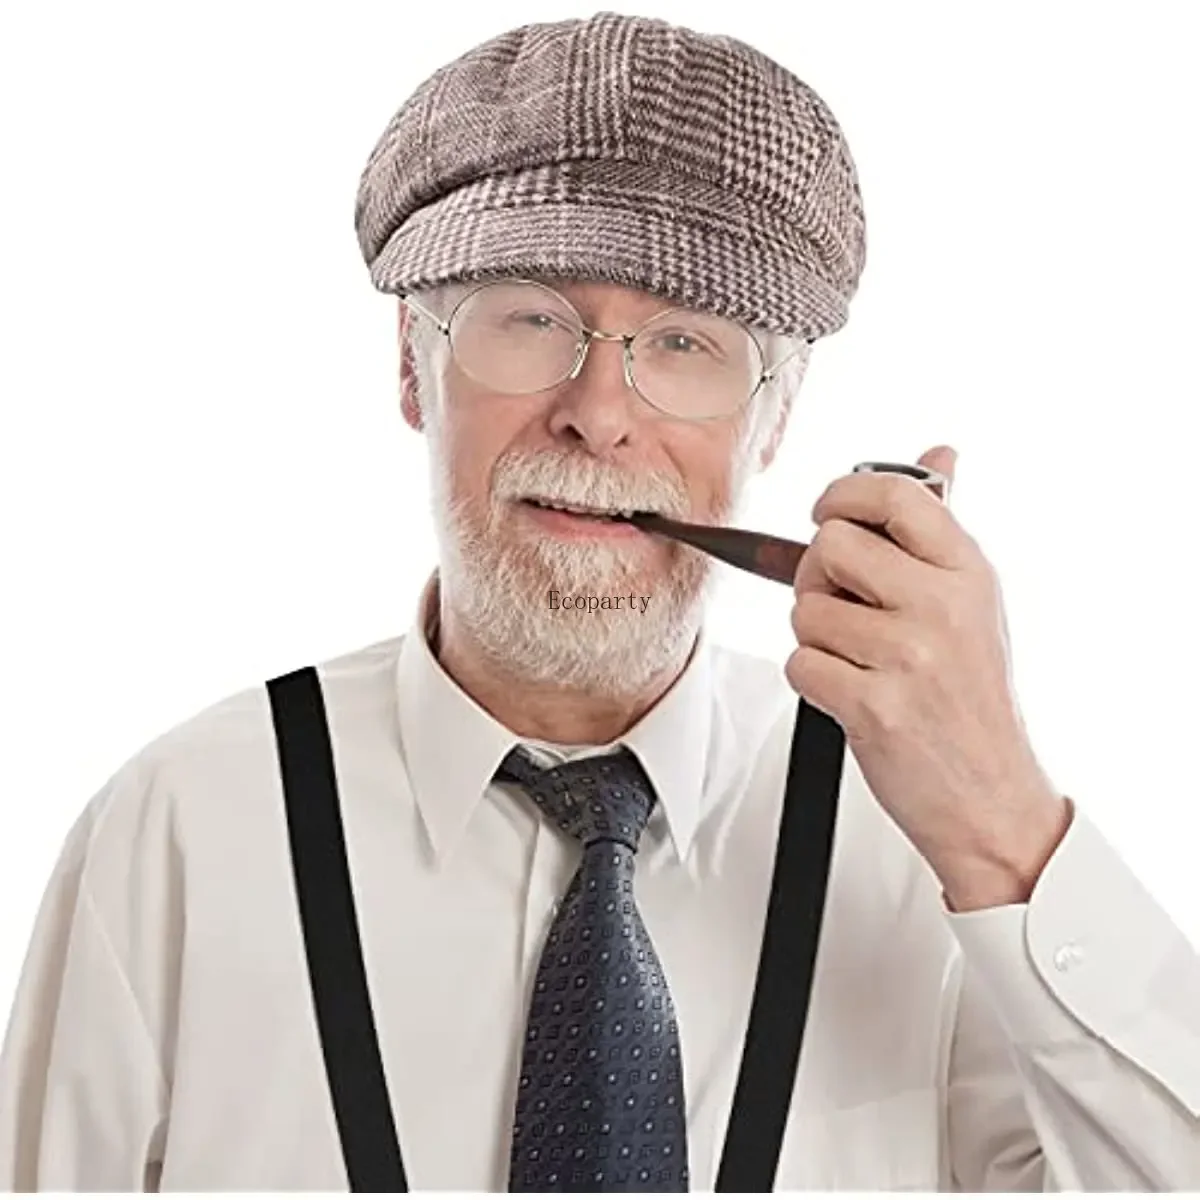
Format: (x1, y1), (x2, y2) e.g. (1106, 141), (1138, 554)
(784, 643), (860, 730)
(795, 518), (926, 610)
(791, 590), (899, 669)
(793, 535), (842, 598)
(916, 445), (957, 497)
(811, 471), (970, 571)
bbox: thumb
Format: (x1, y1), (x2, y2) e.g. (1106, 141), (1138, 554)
(918, 444), (956, 500)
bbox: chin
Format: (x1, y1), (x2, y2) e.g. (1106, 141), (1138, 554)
(430, 480), (718, 689)
(441, 535), (707, 694)
(486, 600), (703, 696)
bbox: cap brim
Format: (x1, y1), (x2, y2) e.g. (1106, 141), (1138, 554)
(366, 171), (850, 341)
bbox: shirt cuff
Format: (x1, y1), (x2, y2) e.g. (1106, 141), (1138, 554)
(942, 803), (1200, 1115)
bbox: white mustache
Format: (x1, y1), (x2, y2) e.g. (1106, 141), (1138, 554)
(491, 450), (690, 518)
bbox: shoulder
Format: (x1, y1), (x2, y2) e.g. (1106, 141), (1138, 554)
(66, 634), (408, 891)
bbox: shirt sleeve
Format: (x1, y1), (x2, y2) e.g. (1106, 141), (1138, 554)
(941, 801), (1200, 1190)
(0, 775), (168, 1191)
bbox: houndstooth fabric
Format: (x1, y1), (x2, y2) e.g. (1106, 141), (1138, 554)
(495, 745), (689, 1191)
(354, 11), (866, 341)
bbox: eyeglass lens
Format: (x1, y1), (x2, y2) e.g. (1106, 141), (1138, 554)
(445, 281), (763, 418)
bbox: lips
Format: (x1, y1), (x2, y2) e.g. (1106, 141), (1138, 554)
(521, 497), (638, 522)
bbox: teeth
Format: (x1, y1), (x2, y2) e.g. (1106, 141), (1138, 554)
(529, 498), (627, 519)
(524, 498), (658, 522)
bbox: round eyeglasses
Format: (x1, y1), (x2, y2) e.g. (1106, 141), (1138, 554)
(398, 279), (813, 421)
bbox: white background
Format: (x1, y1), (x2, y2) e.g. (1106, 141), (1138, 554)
(1, 0), (1196, 1028)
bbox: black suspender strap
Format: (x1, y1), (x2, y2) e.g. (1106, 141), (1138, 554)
(267, 666), (408, 1192)
(267, 668), (841, 1193)
(714, 698), (844, 1191)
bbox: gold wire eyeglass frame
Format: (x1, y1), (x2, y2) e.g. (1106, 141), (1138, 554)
(398, 277), (815, 422)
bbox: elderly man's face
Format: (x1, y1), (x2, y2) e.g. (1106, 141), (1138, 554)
(400, 278), (791, 696)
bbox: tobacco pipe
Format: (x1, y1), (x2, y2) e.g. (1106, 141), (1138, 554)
(621, 462), (948, 587)
(622, 511), (807, 584)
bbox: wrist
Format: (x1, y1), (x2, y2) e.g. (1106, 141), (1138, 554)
(937, 793), (1073, 913)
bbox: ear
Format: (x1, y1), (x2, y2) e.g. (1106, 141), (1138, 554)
(756, 392), (793, 471)
(398, 303), (423, 431)
(755, 341), (812, 470)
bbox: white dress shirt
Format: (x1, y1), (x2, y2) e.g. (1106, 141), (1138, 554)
(0, 571), (1197, 1191)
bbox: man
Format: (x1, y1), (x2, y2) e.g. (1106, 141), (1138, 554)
(0, 10), (1196, 1192)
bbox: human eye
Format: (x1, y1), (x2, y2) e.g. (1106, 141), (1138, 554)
(648, 327), (722, 358)
(504, 308), (573, 335)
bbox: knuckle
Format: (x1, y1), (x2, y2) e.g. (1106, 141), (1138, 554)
(895, 633), (936, 673)
(792, 554), (819, 596)
(818, 518), (855, 553)
(810, 521), (852, 577)
(785, 646), (815, 692)
(864, 679), (909, 736)
(885, 476), (910, 509)
(936, 570), (984, 633)
(791, 590), (824, 637)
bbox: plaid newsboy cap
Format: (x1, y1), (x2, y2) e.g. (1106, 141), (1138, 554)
(354, 11), (866, 340)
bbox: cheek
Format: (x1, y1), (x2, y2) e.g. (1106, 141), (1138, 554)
(679, 430), (745, 510)
(431, 403), (521, 511)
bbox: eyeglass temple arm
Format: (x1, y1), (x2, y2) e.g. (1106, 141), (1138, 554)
(760, 336), (816, 384)
(398, 290), (451, 336)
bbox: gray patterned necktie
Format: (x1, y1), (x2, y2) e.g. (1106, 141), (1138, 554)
(495, 745), (690, 1192)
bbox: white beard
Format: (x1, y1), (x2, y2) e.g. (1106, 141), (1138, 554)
(425, 433), (757, 699)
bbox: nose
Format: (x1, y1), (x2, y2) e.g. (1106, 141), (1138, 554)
(545, 333), (640, 453)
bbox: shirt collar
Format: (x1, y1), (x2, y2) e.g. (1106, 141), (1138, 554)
(394, 571), (713, 867)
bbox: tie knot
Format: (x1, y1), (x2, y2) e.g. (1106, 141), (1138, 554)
(494, 746), (656, 852)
